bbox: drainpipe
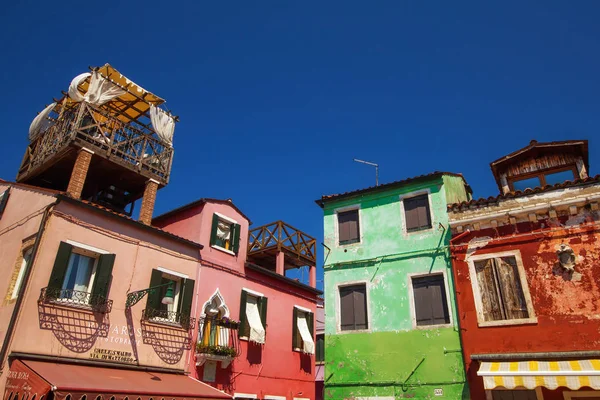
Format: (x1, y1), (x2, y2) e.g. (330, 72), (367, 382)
(0, 199), (59, 372)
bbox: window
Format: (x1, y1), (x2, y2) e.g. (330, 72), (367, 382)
(490, 390), (538, 400)
(337, 208), (360, 245)
(472, 254), (534, 324)
(292, 306), (315, 354)
(339, 284), (368, 331)
(6, 245), (33, 302)
(509, 166), (577, 192)
(563, 391), (600, 400)
(239, 289), (267, 344)
(315, 334), (324, 363)
(210, 213), (241, 254)
(0, 187), (10, 218)
(411, 274), (450, 327)
(403, 194), (432, 232)
(145, 268), (195, 327)
(47, 242), (115, 306)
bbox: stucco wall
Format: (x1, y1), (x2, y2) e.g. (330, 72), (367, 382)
(321, 175), (470, 399)
(451, 218), (600, 399)
(0, 197), (202, 394)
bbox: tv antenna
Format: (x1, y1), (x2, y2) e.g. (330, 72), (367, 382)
(353, 158), (379, 186)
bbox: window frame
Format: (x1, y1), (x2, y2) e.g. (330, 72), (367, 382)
(333, 204), (362, 247)
(10, 246), (34, 301)
(211, 212), (239, 255)
(507, 165), (578, 192)
(150, 268), (185, 325)
(468, 250), (537, 327)
(399, 189), (434, 235)
(315, 333), (325, 364)
(563, 391), (600, 399)
(292, 305), (314, 353)
(335, 280), (370, 334)
(238, 288), (267, 342)
(407, 271), (453, 330)
(58, 247), (100, 302)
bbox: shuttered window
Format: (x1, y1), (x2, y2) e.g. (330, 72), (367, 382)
(239, 290), (268, 339)
(411, 274), (450, 326)
(0, 188), (10, 218)
(337, 209), (360, 245)
(146, 268), (195, 328)
(315, 334), (325, 362)
(475, 256), (530, 322)
(210, 214), (241, 255)
(339, 284), (368, 331)
(403, 194), (432, 232)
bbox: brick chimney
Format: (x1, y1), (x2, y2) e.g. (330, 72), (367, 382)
(139, 179), (159, 225)
(66, 148), (94, 199)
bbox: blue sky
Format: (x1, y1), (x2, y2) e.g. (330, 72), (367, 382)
(2, 1), (600, 289)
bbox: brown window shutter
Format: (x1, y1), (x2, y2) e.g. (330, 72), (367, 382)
(353, 285), (368, 330)
(475, 259), (504, 321)
(415, 196), (432, 230)
(405, 195), (431, 232)
(412, 278), (432, 325)
(338, 210), (360, 245)
(429, 277), (450, 325)
(339, 287), (355, 331)
(496, 256), (529, 320)
(412, 275), (449, 326)
(404, 197), (420, 231)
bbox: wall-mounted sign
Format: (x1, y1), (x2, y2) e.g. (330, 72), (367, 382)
(90, 348), (136, 364)
(434, 388), (443, 396)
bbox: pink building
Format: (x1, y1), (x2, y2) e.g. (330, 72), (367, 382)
(154, 200), (321, 400)
(0, 64), (321, 400)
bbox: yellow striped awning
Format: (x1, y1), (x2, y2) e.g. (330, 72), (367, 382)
(478, 360), (600, 390)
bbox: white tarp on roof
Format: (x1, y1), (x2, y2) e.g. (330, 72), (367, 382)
(297, 313), (315, 354)
(245, 296), (265, 344)
(150, 104), (175, 147)
(28, 103), (56, 141)
(84, 71), (125, 106)
(68, 72), (91, 102)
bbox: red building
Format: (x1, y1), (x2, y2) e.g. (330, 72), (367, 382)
(154, 201), (321, 400)
(448, 140), (600, 400)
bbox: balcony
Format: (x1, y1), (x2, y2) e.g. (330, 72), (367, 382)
(18, 100), (173, 202)
(248, 221), (317, 271)
(38, 287), (113, 313)
(196, 316), (240, 369)
(142, 308), (195, 330)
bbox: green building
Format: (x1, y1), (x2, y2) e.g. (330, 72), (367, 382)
(317, 172), (472, 400)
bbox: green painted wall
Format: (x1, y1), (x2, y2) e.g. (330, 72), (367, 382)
(322, 175), (471, 400)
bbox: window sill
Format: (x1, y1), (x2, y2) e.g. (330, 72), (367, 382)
(405, 226), (434, 235)
(211, 245), (236, 256)
(336, 241), (361, 248)
(293, 347), (314, 355)
(239, 336), (266, 345)
(477, 317), (538, 328)
(336, 328), (370, 335)
(414, 323), (453, 330)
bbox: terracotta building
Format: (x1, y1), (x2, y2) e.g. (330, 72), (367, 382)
(0, 65), (229, 400)
(154, 202), (321, 400)
(448, 140), (600, 400)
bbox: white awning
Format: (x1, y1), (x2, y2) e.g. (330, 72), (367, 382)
(245, 296), (265, 344)
(297, 313), (314, 354)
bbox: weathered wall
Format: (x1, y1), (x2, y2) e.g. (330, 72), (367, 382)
(451, 217), (600, 399)
(322, 175), (470, 399)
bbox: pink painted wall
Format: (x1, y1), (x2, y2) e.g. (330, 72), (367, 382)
(0, 187), (203, 392)
(157, 200), (319, 400)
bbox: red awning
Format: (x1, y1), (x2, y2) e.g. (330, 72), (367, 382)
(3, 360), (231, 400)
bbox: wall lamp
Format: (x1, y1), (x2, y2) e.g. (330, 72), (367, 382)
(125, 282), (174, 308)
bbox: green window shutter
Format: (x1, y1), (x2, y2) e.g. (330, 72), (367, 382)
(231, 223), (241, 255)
(48, 242), (73, 295)
(292, 307), (300, 350)
(178, 278), (195, 329)
(91, 253), (115, 300)
(210, 214), (219, 246)
(238, 290), (249, 337)
(259, 296), (268, 335)
(0, 188), (10, 216)
(146, 269), (163, 311)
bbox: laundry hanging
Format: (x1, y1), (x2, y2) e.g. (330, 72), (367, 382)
(150, 104), (175, 146)
(28, 103), (56, 141)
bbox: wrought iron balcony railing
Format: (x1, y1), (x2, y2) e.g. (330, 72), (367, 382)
(248, 221), (317, 267)
(38, 287), (113, 313)
(19, 101), (173, 184)
(142, 308), (195, 330)
(196, 315), (240, 359)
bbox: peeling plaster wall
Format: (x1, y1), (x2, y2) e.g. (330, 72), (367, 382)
(322, 176), (470, 399)
(451, 208), (600, 399)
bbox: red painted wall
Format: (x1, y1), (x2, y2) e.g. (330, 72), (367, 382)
(156, 200), (318, 400)
(450, 218), (600, 399)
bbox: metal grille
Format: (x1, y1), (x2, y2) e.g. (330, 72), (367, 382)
(38, 287), (113, 313)
(142, 308), (195, 330)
